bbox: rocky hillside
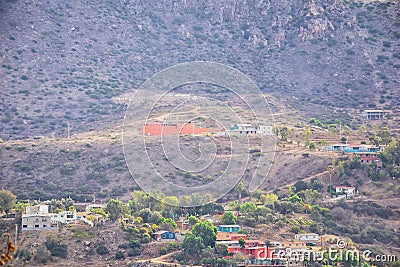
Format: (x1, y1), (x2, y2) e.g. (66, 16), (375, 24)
(1, 0), (399, 140)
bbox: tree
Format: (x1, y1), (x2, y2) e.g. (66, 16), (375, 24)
(180, 195), (192, 207)
(239, 202), (256, 214)
(327, 165), (334, 184)
(191, 221), (217, 248)
(128, 199), (136, 215)
(0, 189), (16, 213)
(106, 199), (127, 221)
(381, 138), (400, 166)
(130, 190), (148, 210)
(188, 215), (199, 226)
(288, 194), (302, 204)
(161, 196), (179, 217)
(148, 211), (162, 224)
(304, 128), (312, 147)
(280, 126), (291, 142)
(309, 142), (316, 151)
(265, 193), (278, 205)
(238, 237), (246, 248)
(293, 181), (309, 193)
(357, 125), (366, 137)
(311, 178), (323, 191)
(182, 232), (204, 255)
(221, 211), (237, 225)
(343, 125), (351, 137)
(215, 243), (228, 256)
(138, 208), (152, 223)
(336, 161), (345, 178)
(14, 201), (29, 214)
(328, 125), (337, 141)
(301, 189), (321, 205)
(309, 118), (321, 126)
(379, 126), (392, 145)
(237, 181), (244, 205)
(372, 124), (379, 136)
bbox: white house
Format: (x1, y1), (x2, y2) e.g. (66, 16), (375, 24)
(257, 125), (274, 136)
(21, 205), (58, 231)
(229, 124), (273, 135)
(363, 110), (386, 120)
(230, 124), (257, 135)
(294, 233), (320, 242)
(51, 210), (77, 224)
(335, 186), (356, 197)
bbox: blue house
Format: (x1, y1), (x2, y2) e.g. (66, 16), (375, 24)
(217, 225), (241, 233)
(152, 231), (176, 242)
(324, 144), (382, 153)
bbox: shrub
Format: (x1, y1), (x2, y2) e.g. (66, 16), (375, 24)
(127, 247), (141, 257)
(96, 244), (109, 255)
(159, 246), (167, 255)
(115, 251), (126, 260)
(45, 238), (68, 258)
(34, 246), (51, 263)
(60, 163), (76, 175)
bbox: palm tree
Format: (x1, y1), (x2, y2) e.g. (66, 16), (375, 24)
(264, 240), (271, 260)
(327, 165), (334, 184)
(237, 181), (244, 206)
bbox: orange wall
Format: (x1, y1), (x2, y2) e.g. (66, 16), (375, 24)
(144, 123), (210, 135)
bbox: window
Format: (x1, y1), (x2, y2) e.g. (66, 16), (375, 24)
(43, 225), (47, 228)
(35, 225), (39, 228)
(67, 215), (73, 218)
(42, 218), (47, 222)
(22, 225), (27, 228)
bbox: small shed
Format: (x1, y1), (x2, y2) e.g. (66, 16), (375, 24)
(152, 231), (176, 242)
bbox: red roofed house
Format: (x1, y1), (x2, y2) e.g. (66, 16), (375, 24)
(356, 152), (382, 167)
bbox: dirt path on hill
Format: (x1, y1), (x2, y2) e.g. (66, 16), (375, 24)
(136, 251), (180, 266)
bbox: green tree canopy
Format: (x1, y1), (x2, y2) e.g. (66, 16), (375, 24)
(106, 198), (128, 221)
(191, 221), (217, 248)
(0, 189), (16, 213)
(293, 180), (309, 193)
(188, 215), (200, 226)
(239, 202), (256, 214)
(311, 178), (323, 191)
(379, 126), (392, 145)
(221, 211), (237, 225)
(182, 232), (204, 255)
(265, 193), (278, 205)
(288, 194), (302, 204)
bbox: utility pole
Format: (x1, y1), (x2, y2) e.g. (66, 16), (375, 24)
(14, 224), (18, 245)
(67, 122), (71, 139)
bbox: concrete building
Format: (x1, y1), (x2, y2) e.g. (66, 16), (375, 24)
(21, 205), (58, 231)
(335, 186), (356, 197)
(230, 124), (273, 135)
(363, 110), (386, 120)
(230, 124), (257, 135)
(257, 125), (274, 136)
(294, 233), (320, 242)
(51, 210), (77, 224)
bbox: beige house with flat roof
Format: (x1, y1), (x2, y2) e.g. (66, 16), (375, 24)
(21, 205), (58, 231)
